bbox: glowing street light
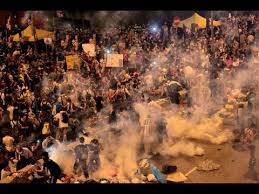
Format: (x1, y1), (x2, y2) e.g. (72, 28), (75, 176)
(106, 49), (112, 54)
(150, 25), (158, 33)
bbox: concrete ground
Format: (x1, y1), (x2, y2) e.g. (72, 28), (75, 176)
(152, 139), (259, 183)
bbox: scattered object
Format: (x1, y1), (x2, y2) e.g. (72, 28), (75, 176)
(197, 160), (220, 171)
(167, 172), (187, 183)
(99, 178), (110, 183)
(162, 165), (177, 174)
(150, 164), (166, 183)
(185, 167), (198, 177)
(166, 167), (197, 183)
(57, 179), (64, 184)
(140, 174), (147, 181)
(138, 159), (150, 175)
(131, 177), (142, 183)
(147, 174), (156, 182)
(84, 179), (98, 183)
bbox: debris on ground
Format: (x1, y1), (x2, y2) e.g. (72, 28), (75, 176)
(166, 172), (187, 183)
(84, 179), (98, 183)
(99, 178), (110, 183)
(150, 164), (166, 183)
(162, 165), (177, 174)
(139, 159), (150, 170)
(141, 174), (147, 181)
(147, 174), (157, 182)
(197, 160), (221, 171)
(131, 177), (143, 183)
(166, 167), (197, 183)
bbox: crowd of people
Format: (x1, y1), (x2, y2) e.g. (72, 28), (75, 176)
(0, 12), (259, 183)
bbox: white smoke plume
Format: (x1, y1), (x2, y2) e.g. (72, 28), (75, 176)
(159, 141), (205, 157)
(90, 111), (141, 181)
(46, 143), (75, 175)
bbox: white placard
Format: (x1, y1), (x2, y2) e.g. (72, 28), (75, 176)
(65, 55), (81, 70)
(106, 54), (123, 67)
(82, 43), (96, 57)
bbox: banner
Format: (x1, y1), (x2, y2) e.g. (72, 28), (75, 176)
(65, 55), (81, 70)
(82, 43), (96, 57)
(106, 54), (123, 67)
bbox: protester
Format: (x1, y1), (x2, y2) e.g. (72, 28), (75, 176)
(15, 145), (34, 171)
(53, 107), (69, 142)
(87, 139), (100, 175)
(41, 151), (62, 184)
(73, 137), (89, 179)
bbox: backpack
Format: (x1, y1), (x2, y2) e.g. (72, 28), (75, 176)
(62, 112), (69, 123)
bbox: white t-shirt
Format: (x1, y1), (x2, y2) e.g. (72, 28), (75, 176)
(54, 111), (69, 129)
(2, 136), (14, 152)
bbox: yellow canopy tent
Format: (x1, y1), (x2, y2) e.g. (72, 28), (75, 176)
(22, 25), (34, 37)
(36, 29), (54, 40)
(12, 25), (34, 41)
(12, 25), (54, 42)
(178, 13), (221, 29)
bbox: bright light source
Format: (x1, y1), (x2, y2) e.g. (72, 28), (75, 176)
(151, 25), (158, 32)
(152, 61), (156, 65)
(106, 49), (111, 54)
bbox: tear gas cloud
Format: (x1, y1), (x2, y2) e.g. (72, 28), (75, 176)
(42, 13), (259, 181)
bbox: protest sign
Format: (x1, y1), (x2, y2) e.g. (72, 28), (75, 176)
(65, 55), (81, 70)
(82, 43), (96, 57)
(106, 54), (123, 67)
